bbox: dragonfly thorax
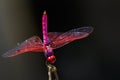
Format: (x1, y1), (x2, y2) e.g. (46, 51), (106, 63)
(44, 45), (53, 56)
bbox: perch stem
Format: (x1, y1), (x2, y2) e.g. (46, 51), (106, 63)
(47, 63), (59, 80)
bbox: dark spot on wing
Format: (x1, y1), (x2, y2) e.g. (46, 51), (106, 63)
(16, 50), (20, 52)
(34, 37), (40, 42)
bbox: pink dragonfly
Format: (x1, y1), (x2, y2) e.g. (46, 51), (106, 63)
(2, 11), (93, 64)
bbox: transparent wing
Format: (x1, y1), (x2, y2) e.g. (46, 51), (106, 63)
(2, 36), (44, 57)
(49, 27), (93, 49)
(48, 32), (62, 43)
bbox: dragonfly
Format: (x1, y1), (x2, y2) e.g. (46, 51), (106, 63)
(2, 10), (93, 64)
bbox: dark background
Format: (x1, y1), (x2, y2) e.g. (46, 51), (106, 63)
(0, 0), (120, 80)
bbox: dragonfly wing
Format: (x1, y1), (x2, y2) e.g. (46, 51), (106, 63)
(50, 27), (93, 49)
(2, 36), (44, 57)
(48, 32), (62, 42)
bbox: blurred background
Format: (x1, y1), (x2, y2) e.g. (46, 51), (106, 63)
(0, 0), (120, 80)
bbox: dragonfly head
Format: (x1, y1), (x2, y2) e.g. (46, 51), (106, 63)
(47, 55), (56, 64)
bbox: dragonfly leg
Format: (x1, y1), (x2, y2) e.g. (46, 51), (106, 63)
(47, 64), (52, 80)
(46, 62), (59, 80)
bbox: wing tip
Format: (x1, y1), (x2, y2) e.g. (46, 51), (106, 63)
(1, 52), (14, 58)
(87, 26), (94, 34)
(1, 53), (9, 58)
(78, 26), (94, 34)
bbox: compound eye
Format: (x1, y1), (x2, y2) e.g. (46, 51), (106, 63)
(47, 55), (56, 64)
